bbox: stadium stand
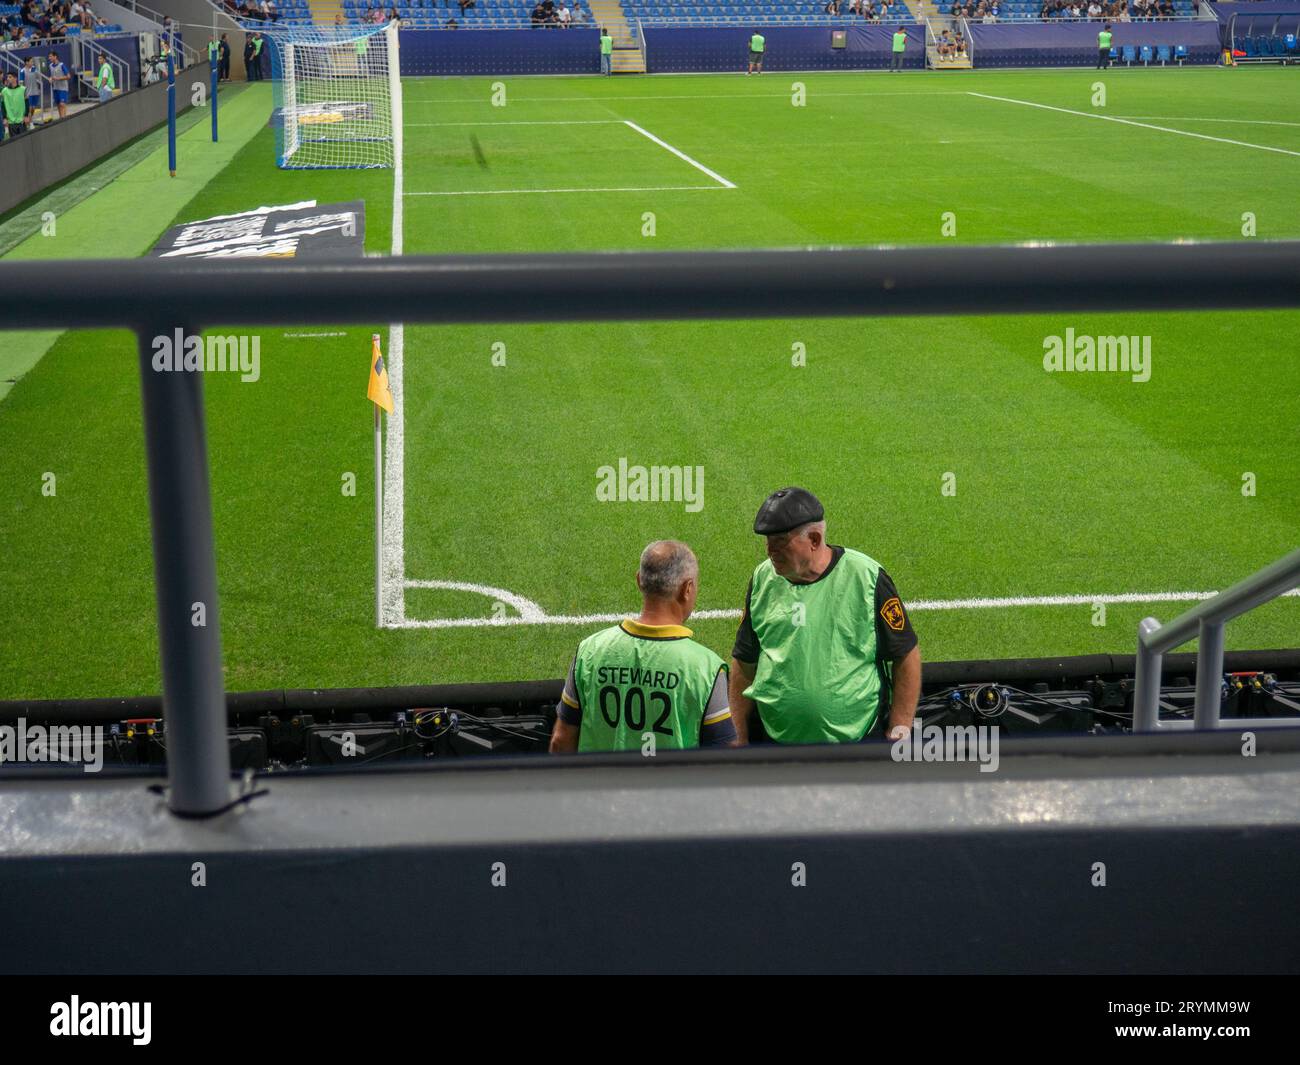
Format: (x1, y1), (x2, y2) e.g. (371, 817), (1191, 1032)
(0, 0), (209, 141)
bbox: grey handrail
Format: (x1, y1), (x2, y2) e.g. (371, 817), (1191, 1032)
(0, 241), (1298, 329)
(1, 241), (1296, 815)
(1133, 547), (1300, 731)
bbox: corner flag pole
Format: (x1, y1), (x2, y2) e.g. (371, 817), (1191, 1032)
(367, 333), (394, 628)
(374, 396), (383, 628)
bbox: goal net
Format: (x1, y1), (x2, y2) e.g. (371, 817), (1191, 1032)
(270, 21), (402, 170)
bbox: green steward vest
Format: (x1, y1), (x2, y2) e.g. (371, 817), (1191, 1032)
(744, 548), (886, 744)
(573, 620), (725, 752)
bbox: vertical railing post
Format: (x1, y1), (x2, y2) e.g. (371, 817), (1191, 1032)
(137, 326), (232, 816)
(1193, 619), (1226, 730)
(1133, 616), (1163, 732)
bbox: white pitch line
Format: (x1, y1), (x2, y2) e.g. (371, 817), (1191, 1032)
(284, 331), (347, 338)
(391, 587), (1300, 630)
(404, 91), (972, 104)
(407, 119), (626, 126)
(406, 185), (729, 196)
(967, 92), (1300, 159)
(380, 96), (407, 628)
(405, 578), (547, 621)
(1111, 116), (1300, 128)
(622, 119), (737, 188)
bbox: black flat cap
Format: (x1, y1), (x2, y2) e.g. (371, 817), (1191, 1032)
(753, 487), (824, 535)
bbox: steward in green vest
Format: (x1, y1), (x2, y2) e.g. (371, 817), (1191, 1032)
(747, 31), (765, 74)
(730, 487), (921, 744)
(2, 74), (27, 138)
(1097, 24), (1113, 69)
(891, 28), (907, 71)
(551, 540), (737, 753)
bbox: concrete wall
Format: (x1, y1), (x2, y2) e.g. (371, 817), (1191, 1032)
(0, 68), (211, 217)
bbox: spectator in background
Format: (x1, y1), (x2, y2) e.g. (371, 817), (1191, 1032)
(80, 1), (94, 29)
(243, 32), (256, 79)
(558, 2), (571, 27)
(218, 33), (231, 80)
(48, 49), (68, 118)
(95, 52), (113, 101)
(3, 71), (27, 138)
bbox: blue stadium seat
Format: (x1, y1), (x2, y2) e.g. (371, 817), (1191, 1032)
(1139, 44), (1152, 65)
(1156, 44), (1170, 65)
(1173, 44), (1187, 65)
(1121, 44), (1136, 65)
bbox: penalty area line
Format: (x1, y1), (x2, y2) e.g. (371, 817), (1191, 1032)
(622, 119), (737, 188)
(967, 92), (1300, 159)
(406, 185), (732, 196)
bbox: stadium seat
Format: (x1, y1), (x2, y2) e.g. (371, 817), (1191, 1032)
(1121, 44), (1136, 65)
(1139, 44), (1152, 66)
(1156, 44), (1170, 65)
(1174, 44), (1187, 65)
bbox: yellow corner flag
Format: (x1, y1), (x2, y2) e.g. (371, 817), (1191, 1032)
(367, 333), (394, 413)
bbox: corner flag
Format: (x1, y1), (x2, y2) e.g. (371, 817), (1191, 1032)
(370, 333), (393, 628)
(368, 333), (394, 413)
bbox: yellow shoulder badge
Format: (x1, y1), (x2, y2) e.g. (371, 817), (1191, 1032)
(880, 596), (906, 632)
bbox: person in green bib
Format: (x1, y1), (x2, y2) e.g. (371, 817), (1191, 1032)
(729, 487), (921, 745)
(550, 540), (737, 753)
(2, 72), (27, 140)
(890, 27), (907, 72)
(251, 32), (266, 82)
(1097, 23), (1113, 70)
(95, 57), (115, 102)
(599, 29), (612, 76)
(747, 31), (765, 75)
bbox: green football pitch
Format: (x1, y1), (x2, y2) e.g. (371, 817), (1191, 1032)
(1, 68), (1297, 699)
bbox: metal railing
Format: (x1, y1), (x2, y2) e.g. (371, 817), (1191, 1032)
(1133, 548), (1300, 732)
(76, 36), (131, 92)
(0, 240), (1297, 814)
(0, 52), (53, 117)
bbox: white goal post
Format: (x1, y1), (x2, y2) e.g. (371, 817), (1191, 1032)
(272, 20), (403, 171)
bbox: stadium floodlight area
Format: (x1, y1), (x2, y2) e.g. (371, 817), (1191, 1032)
(271, 20), (402, 170)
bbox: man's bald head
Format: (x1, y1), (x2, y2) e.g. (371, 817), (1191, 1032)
(637, 540), (699, 601)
